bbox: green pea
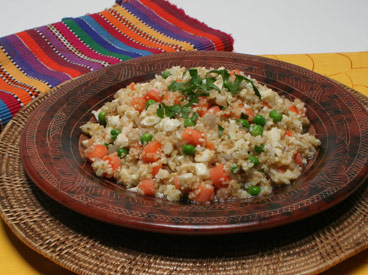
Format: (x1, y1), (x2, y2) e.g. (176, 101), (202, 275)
(182, 144), (195, 156)
(249, 155), (259, 166)
(236, 119), (250, 129)
(251, 125), (263, 136)
(254, 144), (264, 153)
(145, 99), (156, 110)
(98, 111), (107, 125)
(253, 115), (266, 126)
(162, 69), (171, 79)
(110, 128), (121, 136)
(117, 147), (129, 158)
(184, 118), (196, 128)
(248, 185), (261, 196)
(269, 110), (283, 123)
(140, 132), (153, 145)
(231, 163), (240, 174)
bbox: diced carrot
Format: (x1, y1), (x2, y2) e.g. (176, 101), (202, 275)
(206, 106), (221, 115)
(142, 141), (161, 163)
(244, 108), (255, 121)
(103, 154), (122, 170)
(163, 92), (181, 105)
(289, 105), (299, 114)
(87, 144), (108, 161)
(262, 101), (271, 108)
(152, 162), (162, 177)
(144, 88), (162, 102)
(173, 176), (181, 190)
(131, 96), (146, 112)
(277, 167), (287, 173)
(206, 141), (215, 150)
(193, 97), (210, 117)
(128, 82), (135, 91)
(193, 183), (214, 202)
(138, 179), (155, 196)
(130, 143), (143, 150)
(222, 102), (241, 118)
(293, 152), (303, 167)
(230, 69), (240, 79)
(182, 128), (205, 146)
(285, 130), (294, 137)
(209, 164), (230, 189)
(173, 176), (190, 194)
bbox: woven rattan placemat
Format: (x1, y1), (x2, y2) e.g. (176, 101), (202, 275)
(0, 82), (367, 275)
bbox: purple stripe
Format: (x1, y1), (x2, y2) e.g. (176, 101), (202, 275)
(27, 29), (91, 76)
(38, 26), (103, 71)
(152, 0), (233, 51)
(125, 1), (215, 50)
(7, 35), (71, 83)
(0, 36), (64, 86)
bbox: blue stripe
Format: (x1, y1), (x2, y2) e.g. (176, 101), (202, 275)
(80, 16), (152, 57)
(70, 18), (142, 58)
(0, 98), (13, 126)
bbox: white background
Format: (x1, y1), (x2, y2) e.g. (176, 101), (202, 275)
(0, 0), (367, 55)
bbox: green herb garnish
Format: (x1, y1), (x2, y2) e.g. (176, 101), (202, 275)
(162, 69), (171, 79)
(180, 106), (192, 118)
(207, 69), (261, 98)
(218, 125), (224, 137)
(231, 163), (240, 174)
(156, 104), (164, 118)
(205, 77), (221, 93)
(240, 112), (249, 120)
(254, 144), (264, 153)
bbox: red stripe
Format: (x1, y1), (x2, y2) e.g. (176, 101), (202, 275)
(0, 90), (22, 115)
(28, 29), (91, 75)
(27, 29), (90, 74)
(17, 31), (82, 78)
(0, 79), (32, 107)
(140, 0), (225, 51)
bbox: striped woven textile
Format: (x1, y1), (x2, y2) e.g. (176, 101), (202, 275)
(0, 0), (233, 129)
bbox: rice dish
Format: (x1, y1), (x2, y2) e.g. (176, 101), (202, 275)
(80, 66), (321, 203)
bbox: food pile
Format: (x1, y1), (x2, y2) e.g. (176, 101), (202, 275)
(81, 66), (320, 202)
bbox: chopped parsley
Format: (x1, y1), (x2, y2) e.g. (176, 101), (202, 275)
(240, 112), (249, 120)
(157, 103), (196, 119)
(206, 69), (261, 99)
(218, 125), (224, 137)
(156, 104), (164, 118)
(231, 163), (240, 174)
(161, 69), (171, 79)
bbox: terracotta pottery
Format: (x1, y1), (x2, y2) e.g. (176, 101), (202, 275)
(20, 51), (368, 235)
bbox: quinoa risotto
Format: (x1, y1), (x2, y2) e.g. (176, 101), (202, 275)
(80, 66), (321, 203)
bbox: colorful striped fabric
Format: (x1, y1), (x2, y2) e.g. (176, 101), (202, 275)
(0, 0), (233, 129)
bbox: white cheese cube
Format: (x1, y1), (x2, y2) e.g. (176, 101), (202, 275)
(158, 118), (181, 132)
(155, 169), (169, 180)
(193, 163), (209, 179)
(106, 115), (121, 129)
(141, 116), (161, 127)
(195, 149), (215, 163)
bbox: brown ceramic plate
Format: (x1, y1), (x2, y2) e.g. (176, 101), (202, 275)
(20, 51), (368, 235)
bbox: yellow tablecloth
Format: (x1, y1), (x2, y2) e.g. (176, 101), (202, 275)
(1, 51), (367, 275)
